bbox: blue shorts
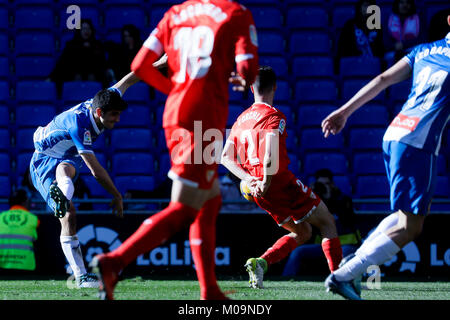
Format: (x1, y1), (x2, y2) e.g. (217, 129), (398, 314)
(29, 152), (82, 213)
(382, 140), (437, 216)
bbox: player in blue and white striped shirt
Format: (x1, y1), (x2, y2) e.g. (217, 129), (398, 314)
(321, 16), (450, 299)
(30, 72), (140, 288)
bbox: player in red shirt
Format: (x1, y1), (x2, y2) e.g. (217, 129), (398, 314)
(222, 66), (342, 288)
(91, 0), (258, 300)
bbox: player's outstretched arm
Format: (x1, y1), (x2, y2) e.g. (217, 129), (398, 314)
(112, 71), (140, 96)
(322, 59), (412, 138)
(80, 153), (123, 218)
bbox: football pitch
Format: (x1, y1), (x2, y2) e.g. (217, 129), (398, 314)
(0, 276), (449, 300)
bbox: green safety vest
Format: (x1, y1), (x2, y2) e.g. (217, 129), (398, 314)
(0, 206), (38, 271)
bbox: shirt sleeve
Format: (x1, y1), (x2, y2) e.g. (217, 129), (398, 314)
(264, 113), (287, 137)
(142, 10), (170, 57)
(402, 44), (421, 68)
(68, 115), (95, 155)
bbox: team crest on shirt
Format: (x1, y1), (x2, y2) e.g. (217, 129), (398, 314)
(278, 119), (286, 134)
(83, 129), (92, 145)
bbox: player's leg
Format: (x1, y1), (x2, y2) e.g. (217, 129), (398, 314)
(246, 219), (312, 288)
(188, 178), (227, 299)
(54, 162), (98, 287)
(305, 201), (343, 272)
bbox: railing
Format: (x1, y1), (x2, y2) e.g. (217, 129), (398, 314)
(1, 198), (450, 214)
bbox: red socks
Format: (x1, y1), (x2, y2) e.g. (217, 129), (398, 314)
(189, 195), (224, 299)
(321, 237), (343, 272)
(261, 235), (298, 266)
(110, 201), (198, 268)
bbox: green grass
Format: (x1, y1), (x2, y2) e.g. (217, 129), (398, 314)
(0, 276), (449, 300)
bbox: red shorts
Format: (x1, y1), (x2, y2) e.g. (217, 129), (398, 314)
(164, 126), (221, 190)
(254, 171), (321, 226)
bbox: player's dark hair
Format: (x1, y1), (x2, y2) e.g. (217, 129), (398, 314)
(92, 89), (128, 114)
(9, 189), (28, 207)
(253, 66), (277, 95)
(314, 168), (334, 181)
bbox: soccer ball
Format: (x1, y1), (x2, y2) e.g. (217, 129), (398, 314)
(240, 180), (255, 202)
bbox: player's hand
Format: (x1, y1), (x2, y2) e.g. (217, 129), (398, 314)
(254, 179), (271, 198)
(321, 109), (348, 138)
(229, 72), (247, 92)
(110, 195), (124, 218)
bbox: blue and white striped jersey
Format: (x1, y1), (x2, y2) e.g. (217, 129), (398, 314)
(383, 32), (450, 155)
(33, 99), (103, 160)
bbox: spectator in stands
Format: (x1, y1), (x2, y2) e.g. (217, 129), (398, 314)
(384, 0), (421, 66)
(428, 8), (450, 42)
(49, 19), (108, 96)
(335, 0), (385, 72)
(105, 24), (143, 84)
(282, 169), (361, 276)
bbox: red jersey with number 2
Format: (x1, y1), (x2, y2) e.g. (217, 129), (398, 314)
(144, 0), (259, 131)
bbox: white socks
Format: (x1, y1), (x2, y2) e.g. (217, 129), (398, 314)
(334, 232), (401, 282)
(356, 212), (398, 256)
(57, 176), (74, 201)
(60, 235), (86, 278)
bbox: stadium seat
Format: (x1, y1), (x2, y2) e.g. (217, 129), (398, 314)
(251, 7), (283, 30)
(275, 80), (291, 102)
(353, 152), (385, 175)
(389, 79), (412, 102)
(112, 152), (155, 175)
(295, 80), (337, 102)
(228, 84), (248, 103)
(62, 81), (102, 104)
(339, 57), (381, 78)
(277, 105), (294, 124)
(110, 128), (153, 151)
(149, 6), (169, 28)
(158, 153), (171, 178)
(114, 175), (156, 194)
(292, 56), (334, 78)
(285, 129), (297, 151)
(0, 153), (9, 174)
(116, 105), (152, 128)
(0, 105), (9, 126)
(288, 152), (300, 175)
(0, 129), (9, 150)
(15, 105), (56, 127)
(289, 32), (330, 55)
(437, 154), (446, 175)
(0, 34), (8, 56)
(434, 176), (449, 198)
(16, 152), (32, 176)
(0, 56), (8, 78)
(346, 104), (389, 127)
(16, 128), (35, 151)
(16, 81), (57, 103)
(286, 6), (328, 30)
(227, 105), (244, 127)
(0, 81), (9, 101)
(333, 175), (352, 196)
(259, 56), (288, 78)
(342, 79), (385, 102)
(0, 7), (8, 30)
(300, 128), (344, 151)
(302, 152), (348, 176)
(104, 7), (147, 32)
(123, 82), (151, 103)
(14, 32), (55, 56)
(331, 6), (355, 30)
(15, 57), (55, 79)
(355, 175), (389, 198)
(80, 175), (111, 198)
(349, 128), (385, 151)
(14, 7), (55, 30)
(258, 31), (285, 55)
(58, 7), (100, 31)
(0, 176), (10, 197)
(297, 105), (336, 128)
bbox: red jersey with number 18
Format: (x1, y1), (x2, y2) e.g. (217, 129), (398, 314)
(143, 0), (259, 131)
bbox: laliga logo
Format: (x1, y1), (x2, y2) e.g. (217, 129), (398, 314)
(384, 241), (421, 273)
